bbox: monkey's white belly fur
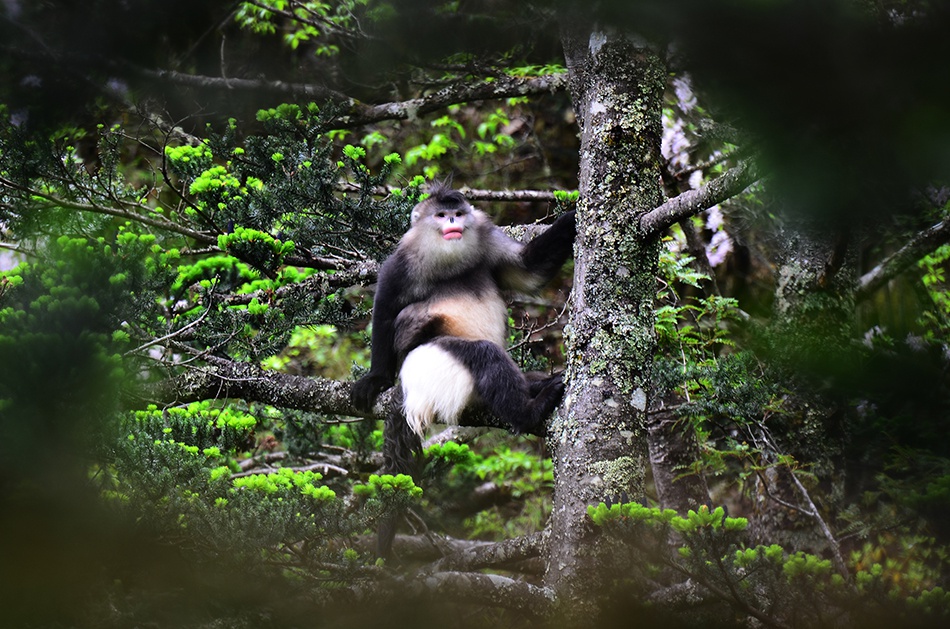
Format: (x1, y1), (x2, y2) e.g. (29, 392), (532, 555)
(400, 344), (475, 437)
(428, 292), (507, 346)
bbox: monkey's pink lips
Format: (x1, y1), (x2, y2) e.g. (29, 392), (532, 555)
(442, 226), (463, 240)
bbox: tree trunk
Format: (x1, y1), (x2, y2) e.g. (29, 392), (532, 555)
(545, 22), (666, 622)
(647, 395), (711, 514)
(751, 219), (855, 555)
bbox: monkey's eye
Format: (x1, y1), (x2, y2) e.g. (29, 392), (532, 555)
(435, 212), (446, 218)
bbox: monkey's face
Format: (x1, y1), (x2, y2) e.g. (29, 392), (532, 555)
(432, 207), (469, 241)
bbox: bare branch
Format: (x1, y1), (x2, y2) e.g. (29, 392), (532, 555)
(348, 570), (554, 617)
(423, 426), (489, 449)
(754, 426), (853, 586)
(640, 160), (760, 240)
(125, 303), (213, 356)
(377, 534), (494, 562)
(134, 355), (358, 414)
(340, 181), (565, 203)
(138, 68), (567, 129)
(416, 571), (554, 616)
(856, 218), (950, 302)
(425, 531), (545, 574)
(231, 460), (348, 479)
(139, 67), (358, 108)
(459, 187), (561, 203)
(338, 73), (568, 129)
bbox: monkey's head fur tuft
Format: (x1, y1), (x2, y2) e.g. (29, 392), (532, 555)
(411, 181), (469, 225)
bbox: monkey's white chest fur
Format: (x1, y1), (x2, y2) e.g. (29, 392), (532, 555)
(428, 292), (507, 346)
(400, 344), (475, 437)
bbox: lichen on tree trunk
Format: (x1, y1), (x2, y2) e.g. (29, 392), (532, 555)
(751, 218), (856, 557)
(545, 22), (666, 620)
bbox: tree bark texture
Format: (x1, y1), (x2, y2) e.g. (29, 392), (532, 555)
(547, 24), (666, 620)
(647, 396), (712, 514)
(752, 219), (856, 554)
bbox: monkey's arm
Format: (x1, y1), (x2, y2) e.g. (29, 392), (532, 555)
(351, 258), (405, 411)
(499, 210), (576, 290)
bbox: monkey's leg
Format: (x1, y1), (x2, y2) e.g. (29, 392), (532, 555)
(435, 338), (549, 433)
(527, 372), (565, 424)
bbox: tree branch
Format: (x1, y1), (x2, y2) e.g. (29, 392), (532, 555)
(337, 73), (568, 128)
(140, 67), (358, 108)
(458, 187), (560, 203)
(135, 355), (358, 414)
(856, 218), (950, 302)
(341, 181), (564, 203)
(139, 68), (567, 129)
(417, 571), (554, 616)
(425, 531), (545, 574)
(217, 260), (380, 306)
(132, 355), (541, 434)
(349, 571), (554, 617)
(0, 175), (217, 245)
(639, 160), (760, 240)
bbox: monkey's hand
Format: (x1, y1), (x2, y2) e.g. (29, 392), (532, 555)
(351, 372), (394, 412)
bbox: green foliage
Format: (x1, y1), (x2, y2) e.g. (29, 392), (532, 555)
(588, 501), (678, 527)
(652, 234), (786, 488)
(130, 402), (258, 453)
(426, 441), (478, 467)
(588, 502), (744, 534)
(217, 226), (295, 273)
(655, 237), (740, 355)
(0, 231), (156, 463)
(420, 440), (553, 540)
(918, 242), (950, 342)
(354, 473), (423, 499)
(471, 445), (553, 499)
(590, 501), (946, 626)
(262, 323), (368, 378)
(401, 106), (524, 179)
(164, 143), (214, 177)
(102, 398), (385, 576)
(235, 1), (371, 56)
(507, 63), (567, 77)
(232, 467), (336, 502)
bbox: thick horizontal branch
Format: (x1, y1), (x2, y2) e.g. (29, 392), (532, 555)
(350, 533), (519, 563)
(218, 260), (380, 306)
(136, 355), (358, 415)
(640, 159), (760, 240)
(856, 218), (950, 302)
(140, 67), (358, 108)
(458, 187), (560, 203)
(133, 355), (540, 434)
(347, 570), (554, 618)
(341, 181), (563, 203)
(412, 571), (554, 617)
(338, 73), (568, 128)
(425, 531), (545, 573)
